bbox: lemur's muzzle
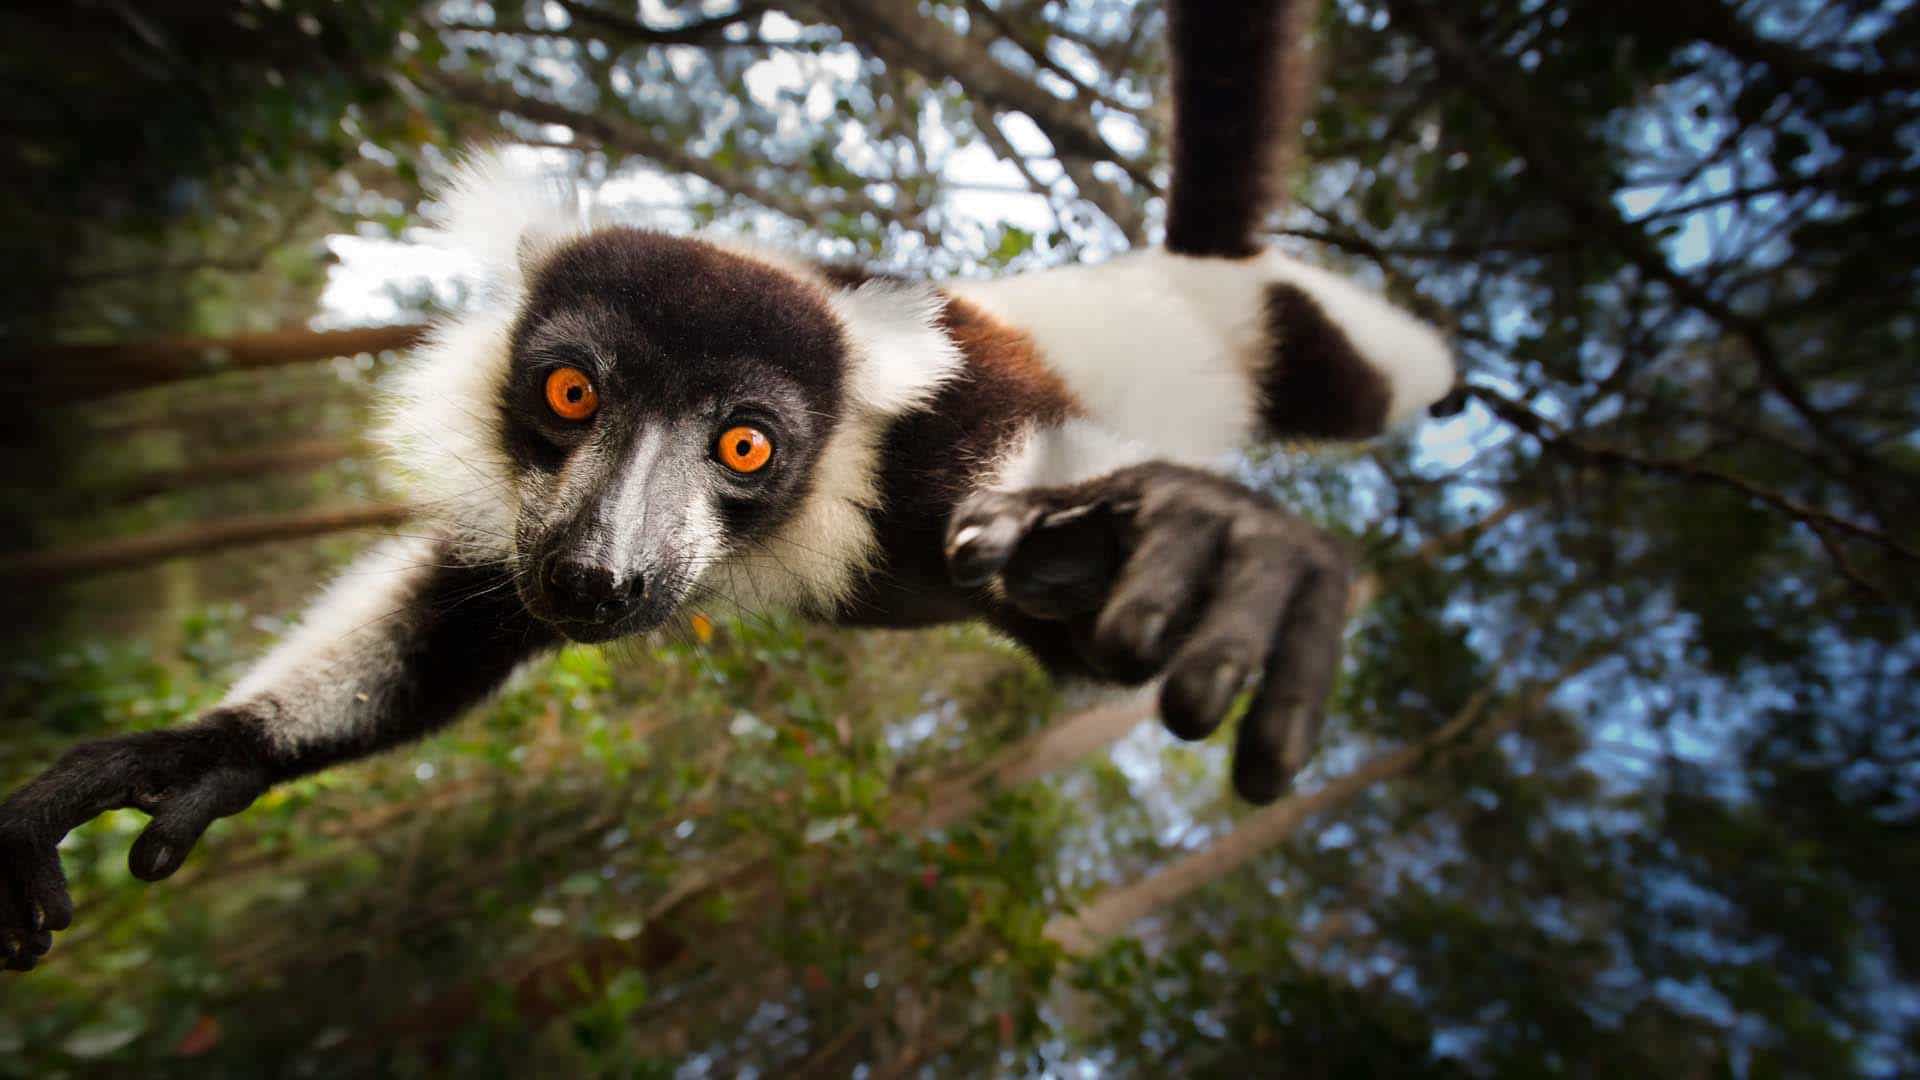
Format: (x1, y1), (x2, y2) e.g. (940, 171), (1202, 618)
(538, 553), (647, 629)
(518, 419), (714, 642)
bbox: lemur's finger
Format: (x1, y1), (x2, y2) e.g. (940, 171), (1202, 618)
(1232, 555), (1352, 804)
(0, 876), (53, 971)
(1158, 532), (1305, 743)
(1089, 513), (1226, 681)
(20, 845), (72, 932)
(129, 766), (265, 882)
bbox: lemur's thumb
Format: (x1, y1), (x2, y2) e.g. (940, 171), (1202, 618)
(129, 767), (267, 882)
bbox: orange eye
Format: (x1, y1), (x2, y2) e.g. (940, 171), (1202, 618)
(716, 425), (774, 474)
(544, 367), (598, 421)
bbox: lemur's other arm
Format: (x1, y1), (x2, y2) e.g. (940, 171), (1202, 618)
(0, 538), (555, 970)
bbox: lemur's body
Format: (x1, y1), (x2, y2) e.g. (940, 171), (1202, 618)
(0, 0), (1451, 970)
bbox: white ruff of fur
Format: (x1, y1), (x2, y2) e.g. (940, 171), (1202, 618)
(714, 280), (964, 613)
(426, 148), (583, 288)
(374, 150), (587, 557)
(373, 308), (520, 557)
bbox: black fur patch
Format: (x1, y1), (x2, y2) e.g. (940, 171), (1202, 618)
(282, 556), (561, 774)
(834, 293), (1082, 631)
(1164, 0), (1315, 257)
(506, 229), (847, 442)
(1258, 282), (1391, 440)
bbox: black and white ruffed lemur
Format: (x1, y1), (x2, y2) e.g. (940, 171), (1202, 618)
(0, 0), (1453, 970)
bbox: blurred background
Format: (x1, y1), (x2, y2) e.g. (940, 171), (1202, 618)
(1, 0), (1916, 1074)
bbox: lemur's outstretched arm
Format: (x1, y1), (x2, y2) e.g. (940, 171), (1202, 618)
(2, 0), (1453, 970)
(0, 539), (554, 969)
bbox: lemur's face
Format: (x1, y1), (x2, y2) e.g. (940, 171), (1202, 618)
(498, 229), (846, 642)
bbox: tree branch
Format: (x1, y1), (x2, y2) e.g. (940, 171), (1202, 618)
(1049, 654), (1605, 953)
(813, 0), (1150, 241)
(1378, 1), (1886, 503)
(15, 323), (428, 398)
(1470, 383), (1920, 567)
(556, 0), (769, 48)
(423, 70), (887, 226)
(0, 503), (415, 581)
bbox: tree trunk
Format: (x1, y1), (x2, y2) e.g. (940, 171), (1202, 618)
(84, 438), (363, 506)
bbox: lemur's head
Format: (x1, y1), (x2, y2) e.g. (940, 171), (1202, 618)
(501, 229), (844, 641)
(381, 151), (961, 642)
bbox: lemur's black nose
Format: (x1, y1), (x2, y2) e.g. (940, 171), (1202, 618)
(543, 555), (644, 625)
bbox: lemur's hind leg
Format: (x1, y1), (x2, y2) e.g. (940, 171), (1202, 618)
(946, 463), (1353, 803)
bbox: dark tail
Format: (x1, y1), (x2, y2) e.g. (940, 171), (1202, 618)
(1163, 0), (1317, 258)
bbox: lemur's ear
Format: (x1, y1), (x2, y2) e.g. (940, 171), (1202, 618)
(826, 281), (965, 417)
(428, 147), (579, 289)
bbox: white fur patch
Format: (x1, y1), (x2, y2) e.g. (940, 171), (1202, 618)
(424, 147), (582, 290)
(828, 281), (965, 415)
(226, 538), (436, 751)
(947, 247), (1454, 450)
(947, 251), (1265, 463)
(372, 307), (520, 555)
(712, 280), (964, 612)
(988, 418), (1157, 491)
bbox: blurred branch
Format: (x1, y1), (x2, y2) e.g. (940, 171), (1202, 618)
(908, 694), (1152, 830)
(59, 208), (313, 287)
(958, 0), (1141, 117)
(1659, 0), (1919, 96)
(1379, 0), (1889, 511)
(14, 323), (429, 399)
(814, 0), (1117, 164)
(80, 438), (362, 508)
(556, 0), (769, 47)
(1470, 383), (1920, 569)
(0, 503), (413, 581)
(78, 382), (365, 437)
(423, 70), (888, 227)
(1048, 654), (1605, 953)
(438, 1), (783, 50)
(813, 0), (1150, 242)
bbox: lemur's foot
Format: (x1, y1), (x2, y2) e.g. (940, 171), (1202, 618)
(0, 710), (272, 971)
(946, 462), (1353, 803)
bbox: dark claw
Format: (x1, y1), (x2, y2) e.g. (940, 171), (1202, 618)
(948, 515), (1027, 587)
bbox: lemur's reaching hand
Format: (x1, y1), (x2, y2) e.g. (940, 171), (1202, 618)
(946, 464), (1351, 804)
(2, 0), (1455, 969)
(0, 714), (272, 970)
